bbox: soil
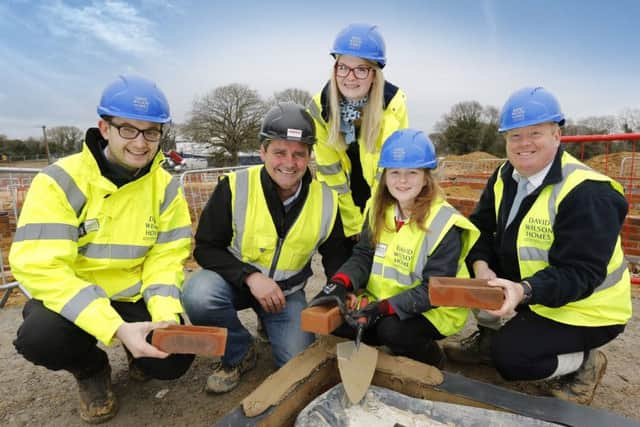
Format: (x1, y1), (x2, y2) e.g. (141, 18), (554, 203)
(1, 259), (639, 427)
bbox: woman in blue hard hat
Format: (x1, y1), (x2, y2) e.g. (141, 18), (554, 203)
(310, 129), (479, 367)
(10, 75), (194, 423)
(308, 23), (409, 242)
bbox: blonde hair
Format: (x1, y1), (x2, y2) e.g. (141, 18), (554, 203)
(370, 169), (444, 247)
(327, 56), (385, 153)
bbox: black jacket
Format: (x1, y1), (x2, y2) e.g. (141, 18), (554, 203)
(194, 167), (350, 291)
(467, 147), (628, 307)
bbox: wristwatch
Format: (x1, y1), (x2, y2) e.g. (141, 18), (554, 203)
(519, 280), (533, 304)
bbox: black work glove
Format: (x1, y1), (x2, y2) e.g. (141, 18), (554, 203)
(349, 299), (393, 330)
(308, 280), (350, 310)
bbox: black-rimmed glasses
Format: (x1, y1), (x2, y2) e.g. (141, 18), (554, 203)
(108, 121), (163, 142)
(334, 63), (373, 80)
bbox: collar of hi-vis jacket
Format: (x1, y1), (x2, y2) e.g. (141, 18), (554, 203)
(319, 80), (400, 122)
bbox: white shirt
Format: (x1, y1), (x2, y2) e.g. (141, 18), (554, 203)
(512, 161), (553, 195)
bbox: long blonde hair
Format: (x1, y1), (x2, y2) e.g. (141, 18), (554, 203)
(327, 56), (385, 153)
(370, 169), (444, 247)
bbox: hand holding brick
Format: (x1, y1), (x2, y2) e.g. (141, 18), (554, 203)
(151, 325), (227, 356)
(428, 277), (505, 310)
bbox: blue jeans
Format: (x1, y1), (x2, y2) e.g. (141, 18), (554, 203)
(181, 269), (314, 368)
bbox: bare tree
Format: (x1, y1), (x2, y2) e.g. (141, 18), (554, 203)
(46, 126), (83, 154)
(433, 101), (503, 156)
(183, 84), (266, 165)
(161, 124), (179, 151)
(269, 88), (313, 108)
(618, 108), (640, 133)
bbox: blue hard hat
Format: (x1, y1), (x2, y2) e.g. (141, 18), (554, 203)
(498, 86), (565, 132)
(330, 23), (386, 68)
(97, 75), (171, 123)
(379, 129), (437, 169)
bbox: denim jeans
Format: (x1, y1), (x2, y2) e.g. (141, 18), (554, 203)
(182, 269), (314, 368)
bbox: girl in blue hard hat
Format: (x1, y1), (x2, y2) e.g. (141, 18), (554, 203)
(310, 129), (479, 367)
(308, 23), (409, 243)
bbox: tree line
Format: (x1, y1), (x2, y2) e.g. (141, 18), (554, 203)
(2, 84), (638, 163)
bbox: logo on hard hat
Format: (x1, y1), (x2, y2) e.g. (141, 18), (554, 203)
(511, 107), (525, 122)
(133, 96), (150, 113)
(392, 148), (406, 161)
(349, 36), (362, 49)
(287, 128), (303, 140)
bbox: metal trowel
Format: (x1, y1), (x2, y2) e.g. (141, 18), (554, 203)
(336, 299), (378, 404)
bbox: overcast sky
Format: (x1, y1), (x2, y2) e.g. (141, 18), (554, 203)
(1, 0), (638, 140)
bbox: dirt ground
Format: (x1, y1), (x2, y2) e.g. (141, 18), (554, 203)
(1, 257), (640, 427)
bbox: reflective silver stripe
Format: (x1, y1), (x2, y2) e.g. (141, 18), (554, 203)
(60, 285), (107, 321)
(596, 260), (627, 292)
(372, 260), (418, 285)
(371, 262), (383, 275)
(231, 169), (250, 257)
(329, 183), (350, 194)
(547, 162), (594, 223)
(77, 243), (150, 259)
(424, 207), (456, 257)
(111, 282), (142, 299)
(143, 284), (181, 302)
(283, 281), (306, 297)
(156, 225), (192, 243)
(317, 184), (335, 244)
(382, 264), (418, 285)
(13, 223), (78, 242)
(519, 246), (549, 263)
(272, 265), (304, 281)
(375, 169), (382, 182)
(317, 162), (342, 176)
(308, 101), (322, 121)
(42, 164), (86, 217)
(160, 177), (180, 215)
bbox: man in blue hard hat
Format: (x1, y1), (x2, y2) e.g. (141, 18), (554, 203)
(444, 86), (631, 405)
(10, 75), (194, 424)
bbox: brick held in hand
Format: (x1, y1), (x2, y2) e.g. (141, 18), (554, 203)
(428, 277), (505, 310)
(301, 305), (343, 335)
(151, 325), (227, 356)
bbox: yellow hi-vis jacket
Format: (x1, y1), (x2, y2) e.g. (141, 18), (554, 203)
(366, 199), (480, 336)
(9, 142), (192, 345)
(309, 84), (409, 237)
(493, 152), (631, 326)
(226, 166), (337, 294)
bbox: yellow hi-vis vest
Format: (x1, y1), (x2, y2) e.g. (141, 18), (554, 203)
(493, 152), (631, 326)
(226, 166), (338, 294)
(308, 88), (409, 237)
(9, 143), (192, 345)
(365, 199), (480, 336)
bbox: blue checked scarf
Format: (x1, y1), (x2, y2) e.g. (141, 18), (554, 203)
(339, 96), (368, 144)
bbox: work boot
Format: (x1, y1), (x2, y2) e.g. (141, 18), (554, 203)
(205, 341), (258, 393)
(547, 350), (608, 405)
(74, 365), (118, 424)
(125, 348), (151, 382)
(443, 326), (494, 365)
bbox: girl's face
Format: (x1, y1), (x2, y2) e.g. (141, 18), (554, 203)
(385, 168), (427, 208)
(334, 55), (374, 101)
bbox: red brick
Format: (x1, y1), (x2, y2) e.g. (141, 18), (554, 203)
(151, 325), (227, 356)
(301, 305), (343, 335)
(428, 277), (504, 310)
